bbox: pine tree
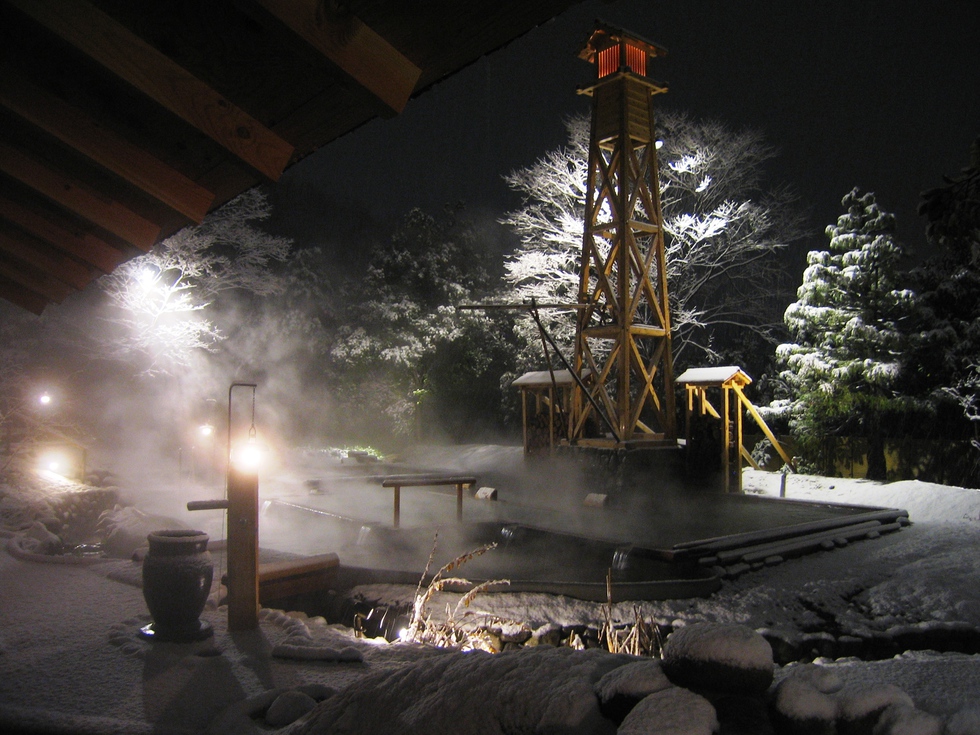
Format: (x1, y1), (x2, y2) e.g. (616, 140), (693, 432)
(773, 188), (916, 479)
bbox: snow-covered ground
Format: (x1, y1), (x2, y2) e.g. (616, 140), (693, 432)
(342, 468), (980, 723)
(2, 457), (980, 733)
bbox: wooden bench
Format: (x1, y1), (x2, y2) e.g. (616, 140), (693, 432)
(380, 474), (477, 528)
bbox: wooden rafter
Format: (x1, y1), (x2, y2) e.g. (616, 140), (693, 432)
(0, 194), (124, 274)
(0, 257), (71, 304)
(0, 69), (215, 223)
(0, 274), (47, 314)
(7, 0), (294, 182)
(0, 0), (587, 314)
(0, 229), (90, 290)
(250, 0), (421, 116)
(0, 141), (159, 250)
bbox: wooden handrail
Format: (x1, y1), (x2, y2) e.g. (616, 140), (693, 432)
(380, 474), (477, 528)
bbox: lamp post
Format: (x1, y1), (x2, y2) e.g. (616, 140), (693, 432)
(225, 382), (260, 631)
(187, 383), (261, 632)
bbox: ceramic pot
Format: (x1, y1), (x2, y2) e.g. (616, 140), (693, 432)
(139, 529), (214, 642)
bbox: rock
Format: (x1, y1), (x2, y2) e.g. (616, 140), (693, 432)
(661, 622), (774, 696)
(837, 683), (914, 735)
(25, 521), (62, 554)
(531, 623), (563, 647)
(265, 690), (318, 727)
(770, 675), (836, 735)
(618, 686), (718, 735)
(594, 659), (673, 723)
(871, 703), (941, 735)
(945, 703), (980, 735)
(493, 621), (532, 644)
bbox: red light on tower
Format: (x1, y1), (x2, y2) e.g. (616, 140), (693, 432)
(578, 21), (665, 80)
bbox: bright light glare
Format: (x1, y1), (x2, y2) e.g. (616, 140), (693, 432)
(136, 267), (158, 290)
(38, 451), (69, 477)
(199, 424), (214, 437)
(38, 392), (52, 406)
(231, 439), (264, 473)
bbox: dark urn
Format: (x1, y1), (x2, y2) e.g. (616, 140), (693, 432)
(139, 529), (214, 642)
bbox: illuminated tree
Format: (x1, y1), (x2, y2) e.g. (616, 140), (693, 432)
(501, 110), (802, 373)
(772, 188), (916, 479)
(98, 190), (292, 375)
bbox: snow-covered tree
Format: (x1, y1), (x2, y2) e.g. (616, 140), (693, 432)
(772, 188), (916, 479)
(906, 139), (980, 482)
(98, 189), (292, 375)
(331, 206), (516, 441)
(500, 110), (802, 372)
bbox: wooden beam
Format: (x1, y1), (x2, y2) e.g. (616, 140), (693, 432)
(0, 141), (160, 250)
(0, 68), (215, 223)
(251, 0), (421, 115)
(0, 258), (71, 304)
(0, 229), (90, 290)
(8, 0), (294, 181)
(734, 385), (797, 472)
(0, 274), (48, 314)
(0, 194), (125, 274)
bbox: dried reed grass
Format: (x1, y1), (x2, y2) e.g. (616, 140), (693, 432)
(401, 534), (510, 651)
(599, 569), (664, 657)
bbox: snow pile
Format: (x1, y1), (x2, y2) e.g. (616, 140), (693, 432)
(661, 621), (774, 695)
(618, 687), (717, 735)
(772, 664), (951, 735)
(283, 646), (631, 735)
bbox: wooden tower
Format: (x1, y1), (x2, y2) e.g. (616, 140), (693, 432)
(571, 23), (676, 447)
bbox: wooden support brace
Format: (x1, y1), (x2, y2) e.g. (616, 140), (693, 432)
(734, 385), (797, 472)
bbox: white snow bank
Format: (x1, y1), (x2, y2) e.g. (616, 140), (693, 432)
(744, 471), (980, 524)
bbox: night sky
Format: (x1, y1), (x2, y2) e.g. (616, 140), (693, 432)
(268, 0), (979, 272)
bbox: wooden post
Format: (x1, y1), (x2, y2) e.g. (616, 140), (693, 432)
(721, 385), (730, 493)
(226, 465), (259, 631)
(455, 482), (464, 522)
(521, 389), (528, 454)
(392, 484), (401, 529)
(735, 386), (744, 493)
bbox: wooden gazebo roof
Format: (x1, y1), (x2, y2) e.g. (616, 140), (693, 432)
(0, 0), (584, 314)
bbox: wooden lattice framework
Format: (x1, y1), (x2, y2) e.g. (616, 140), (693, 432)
(571, 23), (675, 447)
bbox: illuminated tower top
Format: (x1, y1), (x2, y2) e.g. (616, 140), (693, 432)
(578, 22), (667, 80)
